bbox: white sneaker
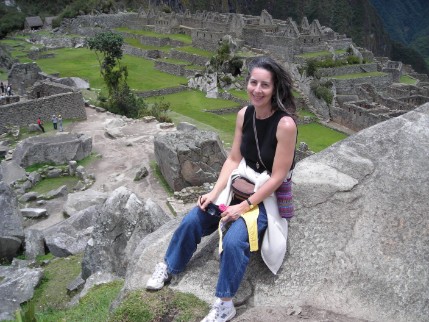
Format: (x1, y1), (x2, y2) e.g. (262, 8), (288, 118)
(146, 262), (171, 290)
(201, 299), (236, 322)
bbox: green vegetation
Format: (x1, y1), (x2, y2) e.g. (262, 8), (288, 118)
(34, 47), (187, 91)
(176, 45), (214, 58)
(124, 37), (172, 52)
(330, 71), (386, 79)
(400, 74), (418, 85)
(30, 176), (80, 195)
(110, 287), (208, 322)
(297, 123), (348, 152)
(150, 161), (174, 196)
(146, 90), (239, 144)
(23, 254), (83, 314)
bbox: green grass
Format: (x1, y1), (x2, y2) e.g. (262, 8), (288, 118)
(35, 280), (124, 322)
(23, 254), (83, 314)
(400, 74), (418, 85)
(330, 71), (386, 79)
(146, 90), (239, 144)
(298, 109), (316, 117)
(30, 176), (81, 195)
(35, 48), (187, 91)
(150, 161), (174, 196)
(115, 27), (192, 44)
(176, 45), (214, 58)
(297, 123), (348, 152)
(230, 89), (249, 101)
(110, 287), (208, 322)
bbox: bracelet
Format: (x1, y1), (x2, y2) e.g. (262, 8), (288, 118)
(246, 198), (254, 209)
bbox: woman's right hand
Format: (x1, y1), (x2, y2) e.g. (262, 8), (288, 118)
(197, 191), (218, 211)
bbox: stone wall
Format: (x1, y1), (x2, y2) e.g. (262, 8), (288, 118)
(27, 81), (73, 99)
(122, 45), (161, 59)
(120, 31), (185, 47)
(191, 29), (229, 51)
(8, 63), (44, 96)
(330, 73), (393, 95)
(318, 63), (378, 77)
(154, 61), (186, 76)
(0, 96), (20, 106)
(136, 86), (187, 98)
(331, 103), (391, 131)
(0, 92), (86, 134)
(169, 49), (208, 66)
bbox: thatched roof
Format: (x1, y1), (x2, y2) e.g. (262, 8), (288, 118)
(25, 16), (43, 28)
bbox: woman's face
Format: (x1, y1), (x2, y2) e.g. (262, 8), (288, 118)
(247, 67), (274, 110)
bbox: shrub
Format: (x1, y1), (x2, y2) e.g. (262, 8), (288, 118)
(312, 82), (333, 105)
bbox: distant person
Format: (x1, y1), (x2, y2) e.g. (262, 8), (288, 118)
(58, 114), (63, 132)
(51, 114), (58, 130)
(6, 84), (11, 96)
(37, 117), (45, 133)
(0, 82), (4, 96)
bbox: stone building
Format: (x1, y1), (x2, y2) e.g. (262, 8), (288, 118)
(24, 16), (43, 30)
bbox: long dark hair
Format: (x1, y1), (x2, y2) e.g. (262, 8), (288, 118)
(246, 56), (297, 121)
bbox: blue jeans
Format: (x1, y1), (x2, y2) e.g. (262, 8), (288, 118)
(164, 203), (268, 298)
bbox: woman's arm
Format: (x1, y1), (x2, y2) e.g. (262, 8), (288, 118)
(198, 106), (247, 209)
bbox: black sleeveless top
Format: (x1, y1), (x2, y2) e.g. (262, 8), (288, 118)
(240, 105), (296, 174)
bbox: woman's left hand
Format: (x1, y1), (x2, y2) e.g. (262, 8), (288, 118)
(220, 203), (246, 223)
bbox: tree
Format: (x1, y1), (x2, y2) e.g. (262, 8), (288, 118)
(87, 31), (140, 117)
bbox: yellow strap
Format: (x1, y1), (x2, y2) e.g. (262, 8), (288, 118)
(241, 205), (260, 252)
(218, 205), (260, 254)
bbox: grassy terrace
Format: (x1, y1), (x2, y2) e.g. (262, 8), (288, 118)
(400, 74), (418, 85)
(296, 49), (347, 58)
(0, 34), (350, 152)
(35, 48), (187, 91)
(175, 45), (214, 58)
(330, 71), (386, 79)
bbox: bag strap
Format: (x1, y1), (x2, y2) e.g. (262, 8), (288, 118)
(252, 109), (268, 171)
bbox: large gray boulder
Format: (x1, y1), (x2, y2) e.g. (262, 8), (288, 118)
(154, 129), (227, 191)
(12, 133), (92, 167)
(44, 205), (99, 257)
(0, 181), (24, 259)
(81, 186), (171, 279)
(63, 189), (108, 217)
(122, 104), (429, 322)
(0, 259), (43, 320)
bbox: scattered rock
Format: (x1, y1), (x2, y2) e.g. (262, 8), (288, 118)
(24, 229), (46, 260)
(134, 166), (148, 181)
(20, 208), (48, 219)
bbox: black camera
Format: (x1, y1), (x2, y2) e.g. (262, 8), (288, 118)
(206, 203), (222, 217)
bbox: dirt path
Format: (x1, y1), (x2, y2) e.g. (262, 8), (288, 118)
(28, 107), (181, 230)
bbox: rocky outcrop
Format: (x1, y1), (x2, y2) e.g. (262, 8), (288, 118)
(63, 189), (108, 217)
(0, 182), (24, 259)
(12, 133), (92, 168)
(81, 187), (171, 279)
(0, 259), (43, 320)
(121, 103), (429, 322)
(44, 205), (99, 257)
(154, 128), (227, 191)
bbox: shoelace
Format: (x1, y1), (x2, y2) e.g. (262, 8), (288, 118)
(206, 304), (221, 321)
(152, 264), (166, 280)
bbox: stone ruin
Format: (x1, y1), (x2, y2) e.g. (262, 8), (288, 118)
(54, 8), (429, 134)
(0, 62), (87, 134)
